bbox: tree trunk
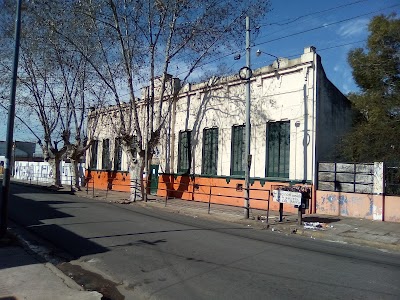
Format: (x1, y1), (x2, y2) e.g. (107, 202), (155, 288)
(128, 156), (144, 202)
(48, 156), (62, 187)
(70, 158), (81, 190)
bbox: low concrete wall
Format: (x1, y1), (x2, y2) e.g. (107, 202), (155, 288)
(384, 196), (400, 223)
(316, 190), (400, 223)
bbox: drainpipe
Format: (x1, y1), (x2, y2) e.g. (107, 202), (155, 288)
(311, 50), (318, 214)
(170, 91), (177, 174)
(303, 68), (309, 183)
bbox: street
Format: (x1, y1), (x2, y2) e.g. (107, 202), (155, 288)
(7, 183), (400, 300)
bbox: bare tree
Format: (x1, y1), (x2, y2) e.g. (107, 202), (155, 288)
(0, 0), (105, 187)
(41, 0), (270, 199)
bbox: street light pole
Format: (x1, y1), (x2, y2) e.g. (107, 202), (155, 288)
(0, 0), (22, 238)
(244, 16), (251, 219)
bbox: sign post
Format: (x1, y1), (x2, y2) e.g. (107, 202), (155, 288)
(272, 190), (303, 225)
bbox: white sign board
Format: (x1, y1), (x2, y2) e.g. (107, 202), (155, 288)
(273, 190), (302, 206)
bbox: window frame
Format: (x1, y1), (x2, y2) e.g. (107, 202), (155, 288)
(102, 138), (111, 170)
(202, 127), (218, 176)
(177, 130), (191, 174)
(266, 121), (290, 178)
(90, 140), (98, 169)
(230, 125), (246, 176)
(114, 138), (123, 171)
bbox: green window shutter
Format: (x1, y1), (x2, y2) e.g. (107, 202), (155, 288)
(202, 127), (218, 175)
(266, 121), (290, 178)
(231, 125), (245, 176)
(130, 135), (137, 160)
(91, 140), (98, 169)
(178, 131), (191, 173)
(102, 139), (110, 169)
(114, 138), (122, 171)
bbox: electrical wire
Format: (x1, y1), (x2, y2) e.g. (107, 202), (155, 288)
(254, 4), (400, 48)
(258, 0), (370, 27)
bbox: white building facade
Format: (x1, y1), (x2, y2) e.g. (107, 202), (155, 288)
(87, 47), (352, 212)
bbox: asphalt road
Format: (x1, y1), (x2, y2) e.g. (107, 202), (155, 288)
(7, 183), (400, 300)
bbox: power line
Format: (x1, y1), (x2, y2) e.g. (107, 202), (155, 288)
(317, 39), (367, 52)
(254, 4), (400, 48)
(255, 39), (368, 67)
(162, 3), (399, 83)
(258, 0), (370, 27)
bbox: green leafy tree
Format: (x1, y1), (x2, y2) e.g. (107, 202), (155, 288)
(342, 14), (400, 162)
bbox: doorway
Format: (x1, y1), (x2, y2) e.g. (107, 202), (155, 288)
(149, 164), (159, 195)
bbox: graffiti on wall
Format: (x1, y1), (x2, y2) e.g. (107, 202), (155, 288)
(14, 161), (85, 185)
(316, 192), (383, 220)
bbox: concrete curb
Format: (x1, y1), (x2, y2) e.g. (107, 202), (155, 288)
(297, 229), (400, 252)
(44, 262), (86, 291)
(139, 200), (400, 253)
(266, 223), (400, 253)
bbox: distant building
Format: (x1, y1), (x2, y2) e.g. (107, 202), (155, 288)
(0, 141), (36, 160)
(0, 141), (43, 175)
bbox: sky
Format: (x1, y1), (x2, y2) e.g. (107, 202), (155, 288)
(245, 0), (399, 94)
(1, 0), (399, 142)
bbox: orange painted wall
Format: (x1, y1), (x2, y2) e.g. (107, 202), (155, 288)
(84, 171), (312, 214)
(316, 191), (384, 221)
(85, 170), (131, 192)
(157, 175), (312, 214)
(384, 196), (400, 223)
(85, 170), (400, 222)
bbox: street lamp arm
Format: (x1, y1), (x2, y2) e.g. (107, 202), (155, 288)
(256, 50), (280, 68)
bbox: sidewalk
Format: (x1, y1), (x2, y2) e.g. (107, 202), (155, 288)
(0, 232), (102, 300)
(73, 185), (400, 254)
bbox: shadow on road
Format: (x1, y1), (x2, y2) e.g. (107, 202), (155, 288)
(3, 183), (109, 268)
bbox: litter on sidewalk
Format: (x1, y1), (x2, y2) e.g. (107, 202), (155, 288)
(304, 222), (325, 230)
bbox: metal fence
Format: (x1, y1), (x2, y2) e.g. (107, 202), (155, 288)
(102, 177), (272, 223)
(13, 171), (276, 223)
(385, 163), (400, 196)
(12, 173), (76, 192)
(156, 177), (271, 223)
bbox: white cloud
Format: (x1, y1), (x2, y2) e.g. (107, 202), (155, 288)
(337, 18), (369, 38)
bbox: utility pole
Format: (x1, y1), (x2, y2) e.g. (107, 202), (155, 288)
(244, 16), (251, 219)
(0, 0), (22, 238)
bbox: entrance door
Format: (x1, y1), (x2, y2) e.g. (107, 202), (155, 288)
(149, 164), (159, 195)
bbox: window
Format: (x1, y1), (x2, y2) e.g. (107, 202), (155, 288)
(178, 130), (191, 173)
(266, 121), (290, 178)
(231, 125), (245, 176)
(114, 138), (123, 171)
(90, 140), (98, 169)
(202, 127), (218, 175)
(131, 135), (137, 159)
(102, 139), (111, 169)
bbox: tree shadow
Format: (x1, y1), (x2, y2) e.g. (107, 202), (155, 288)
(3, 184), (109, 270)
